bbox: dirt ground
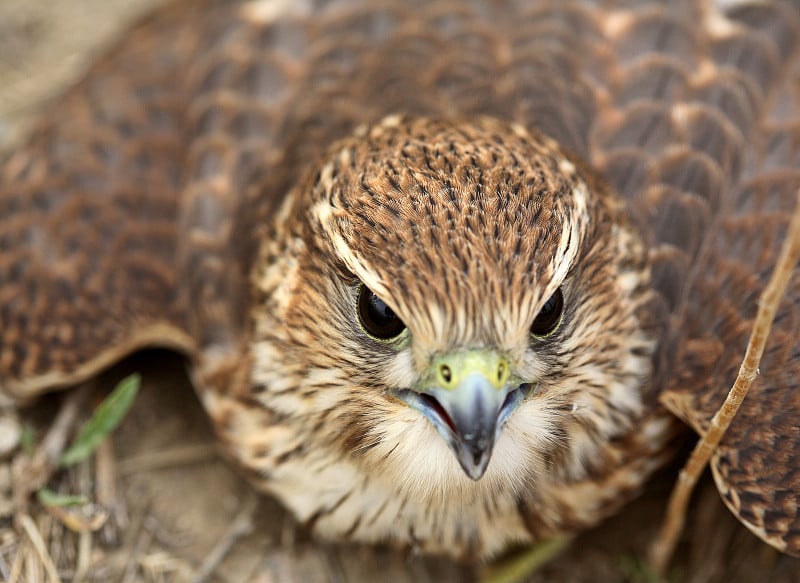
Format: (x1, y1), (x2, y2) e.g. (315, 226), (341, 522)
(0, 1), (799, 582)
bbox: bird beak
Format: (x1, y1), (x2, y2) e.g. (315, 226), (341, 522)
(396, 351), (529, 480)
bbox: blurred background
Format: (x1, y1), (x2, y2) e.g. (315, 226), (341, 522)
(0, 0), (161, 147)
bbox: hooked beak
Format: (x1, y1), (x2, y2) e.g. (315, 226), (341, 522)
(396, 351), (532, 480)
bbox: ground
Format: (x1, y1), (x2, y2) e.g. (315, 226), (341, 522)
(0, 2), (799, 581)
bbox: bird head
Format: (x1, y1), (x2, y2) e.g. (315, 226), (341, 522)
(251, 115), (657, 498)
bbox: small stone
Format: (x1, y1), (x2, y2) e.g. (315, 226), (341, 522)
(0, 416), (21, 459)
(0, 497), (12, 519)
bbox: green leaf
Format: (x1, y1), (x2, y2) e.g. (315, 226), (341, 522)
(60, 373), (141, 467)
(480, 537), (570, 583)
(618, 555), (679, 583)
(37, 487), (88, 508)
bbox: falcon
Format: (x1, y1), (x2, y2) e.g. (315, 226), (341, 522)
(1, 0), (798, 561)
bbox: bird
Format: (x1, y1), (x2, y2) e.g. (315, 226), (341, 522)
(1, 0), (799, 561)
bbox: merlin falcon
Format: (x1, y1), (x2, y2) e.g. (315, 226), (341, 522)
(0, 0), (799, 561)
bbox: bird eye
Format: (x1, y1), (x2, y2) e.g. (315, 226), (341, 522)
(530, 288), (564, 338)
(357, 285), (407, 340)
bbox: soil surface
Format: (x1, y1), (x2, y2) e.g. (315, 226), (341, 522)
(1, 2), (799, 581)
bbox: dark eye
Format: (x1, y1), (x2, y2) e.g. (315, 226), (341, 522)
(530, 288), (564, 338)
(357, 285), (407, 340)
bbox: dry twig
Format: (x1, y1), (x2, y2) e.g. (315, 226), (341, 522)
(190, 492), (258, 583)
(72, 460), (93, 583)
(13, 383), (91, 510)
(7, 540), (25, 583)
(96, 438), (127, 546)
(650, 191), (800, 573)
(18, 514), (61, 583)
(120, 511), (154, 583)
(118, 443), (219, 476)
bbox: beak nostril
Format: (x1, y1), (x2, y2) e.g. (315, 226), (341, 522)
(497, 361), (506, 382)
(440, 364), (452, 384)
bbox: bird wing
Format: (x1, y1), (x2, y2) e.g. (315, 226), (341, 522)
(518, 2), (800, 556)
(0, 1), (213, 398)
(591, 2), (800, 556)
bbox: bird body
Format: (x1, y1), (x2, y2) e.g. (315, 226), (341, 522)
(1, 0), (799, 560)
(231, 115), (674, 556)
